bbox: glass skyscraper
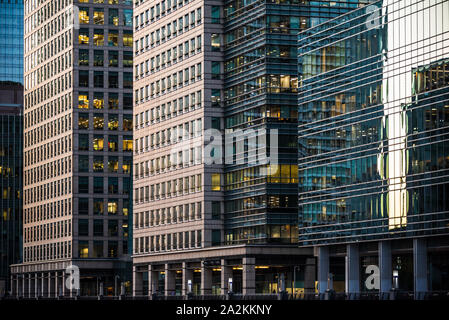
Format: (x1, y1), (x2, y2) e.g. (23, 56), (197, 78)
(0, 0), (23, 84)
(298, 0), (449, 297)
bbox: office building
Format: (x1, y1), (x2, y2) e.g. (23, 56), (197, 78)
(298, 0), (449, 298)
(11, 0), (134, 297)
(132, 0), (368, 296)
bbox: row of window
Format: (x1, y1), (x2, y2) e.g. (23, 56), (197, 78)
(78, 240), (125, 258)
(24, 198), (72, 224)
(78, 198), (130, 216)
(25, 177), (72, 205)
(23, 241), (72, 263)
(78, 112), (132, 131)
(134, 174), (202, 203)
(134, 7), (202, 53)
(79, 49), (133, 68)
(78, 28), (133, 47)
(134, 202), (202, 229)
(78, 176), (129, 199)
(25, 135), (72, 167)
(78, 134), (133, 152)
(26, 50), (71, 90)
(78, 218), (127, 238)
(25, 114), (71, 147)
(25, 219), (72, 243)
(26, 70), (72, 107)
(135, 63), (203, 103)
(78, 6), (132, 26)
(79, 156), (132, 176)
(25, 94), (71, 131)
(135, 91), (202, 129)
(78, 70), (133, 89)
(25, 156), (71, 186)
(78, 91), (133, 110)
(134, 230), (202, 254)
(134, 0), (193, 24)
(134, 146), (202, 179)
(135, 35), (202, 77)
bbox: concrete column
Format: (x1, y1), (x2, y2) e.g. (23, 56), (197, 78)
(165, 264), (176, 296)
(34, 273), (38, 298)
(201, 261), (212, 295)
(182, 262), (193, 295)
(345, 244), (360, 298)
(242, 257), (256, 295)
(21, 275), (25, 298)
(18, 275), (23, 297)
(317, 246), (329, 294)
(148, 265), (158, 296)
(47, 272), (52, 298)
(379, 241), (392, 298)
(220, 259), (232, 295)
(28, 274), (32, 298)
(10, 274), (15, 297)
(132, 266), (143, 296)
(42, 273), (47, 297)
(304, 257), (316, 294)
(61, 272), (65, 297)
(413, 238), (428, 300)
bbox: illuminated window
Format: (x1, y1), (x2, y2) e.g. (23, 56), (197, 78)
(211, 174), (221, 191)
(78, 113), (89, 129)
(93, 92), (104, 109)
(93, 156), (104, 172)
(79, 8), (89, 24)
(79, 28), (89, 44)
(108, 200), (118, 215)
(123, 157), (132, 174)
(108, 114), (118, 130)
(93, 114), (104, 130)
(93, 29), (104, 46)
(123, 31), (133, 47)
(108, 156), (118, 172)
(211, 34), (220, 51)
(108, 30), (118, 46)
(109, 50), (118, 67)
(94, 0), (104, 3)
(108, 0), (118, 4)
(93, 200), (104, 215)
(93, 8), (104, 24)
(79, 241), (89, 258)
(78, 92), (89, 108)
(123, 51), (133, 68)
(109, 8), (119, 26)
(108, 135), (118, 151)
(123, 114), (132, 131)
(123, 136), (133, 151)
(93, 135), (104, 151)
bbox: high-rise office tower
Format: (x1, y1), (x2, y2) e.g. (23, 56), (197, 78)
(132, 0), (366, 296)
(0, 0), (23, 297)
(298, 0), (449, 298)
(11, 0), (134, 297)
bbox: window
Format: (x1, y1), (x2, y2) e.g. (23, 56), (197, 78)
(108, 114), (118, 130)
(93, 114), (104, 130)
(108, 71), (119, 88)
(94, 220), (104, 237)
(79, 49), (89, 66)
(79, 155), (89, 172)
(108, 220), (118, 237)
(211, 6), (220, 23)
(78, 113), (89, 129)
(78, 176), (89, 193)
(123, 157), (132, 174)
(123, 51), (133, 67)
(108, 93), (119, 109)
(211, 34), (220, 51)
(79, 28), (89, 44)
(79, 198), (89, 215)
(212, 173), (221, 191)
(93, 8), (104, 24)
(108, 200), (118, 215)
(123, 72), (133, 88)
(108, 135), (118, 151)
(123, 30), (133, 47)
(79, 7), (89, 24)
(93, 92), (104, 109)
(123, 114), (132, 131)
(93, 156), (104, 172)
(108, 156), (118, 172)
(108, 30), (118, 46)
(123, 9), (133, 26)
(108, 241), (118, 257)
(79, 70), (89, 87)
(94, 71), (104, 87)
(211, 89), (220, 106)
(93, 29), (104, 46)
(109, 51), (118, 67)
(94, 200), (104, 215)
(94, 177), (104, 194)
(123, 136), (133, 151)
(79, 134), (89, 151)
(93, 241), (103, 258)
(93, 50), (104, 66)
(108, 177), (118, 194)
(212, 62), (220, 79)
(123, 93), (133, 109)
(109, 8), (119, 25)
(212, 230), (221, 246)
(212, 201), (221, 219)
(93, 135), (104, 151)
(79, 241), (89, 258)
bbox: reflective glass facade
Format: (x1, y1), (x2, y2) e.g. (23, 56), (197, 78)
(0, 0), (23, 84)
(223, 0), (369, 245)
(298, 0), (449, 246)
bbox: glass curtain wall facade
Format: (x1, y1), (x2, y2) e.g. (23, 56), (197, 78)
(223, 0), (368, 245)
(298, 0), (449, 245)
